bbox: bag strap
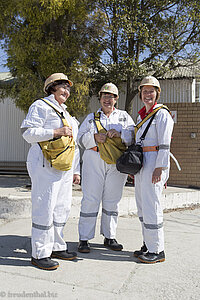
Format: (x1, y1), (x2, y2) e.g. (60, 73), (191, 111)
(94, 112), (107, 133)
(137, 105), (171, 143)
(40, 98), (68, 127)
(140, 113), (156, 141)
(135, 105), (170, 135)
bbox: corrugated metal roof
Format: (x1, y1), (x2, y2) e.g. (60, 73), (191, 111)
(0, 61), (200, 83)
(163, 63), (200, 79)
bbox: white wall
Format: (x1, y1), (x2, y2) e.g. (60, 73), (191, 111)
(0, 97), (29, 162)
(84, 79), (194, 123)
(0, 78), (195, 166)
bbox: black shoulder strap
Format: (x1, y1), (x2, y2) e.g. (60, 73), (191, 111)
(140, 112), (157, 141)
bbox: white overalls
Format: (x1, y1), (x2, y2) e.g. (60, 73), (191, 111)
(135, 104), (174, 253)
(78, 108), (135, 240)
(21, 95), (80, 259)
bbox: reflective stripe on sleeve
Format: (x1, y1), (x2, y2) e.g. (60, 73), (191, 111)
(158, 144), (170, 150)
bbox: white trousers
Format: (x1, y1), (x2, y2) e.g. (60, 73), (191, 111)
(135, 154), (169, 253)
(79, 150), (127, 240)
(27, 151), (73, 259)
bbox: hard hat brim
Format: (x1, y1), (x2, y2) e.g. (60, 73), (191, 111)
(138, 83), (161, 93)
(44, 73), (73, 93)
(44, 79), (73, 93)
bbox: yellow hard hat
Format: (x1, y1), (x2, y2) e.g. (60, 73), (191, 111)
(99, 83), (118, 97)
(138, 76), (161, 92)
(44, 73), (73, 93)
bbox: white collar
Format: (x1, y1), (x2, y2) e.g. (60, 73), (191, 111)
(97, 107), (118, 116)
(45, 94), (67, 111)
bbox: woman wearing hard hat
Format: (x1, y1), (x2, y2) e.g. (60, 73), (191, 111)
(21, 73), (80, 270)
(77, 83), (135, 253)
(133, 76), (174, 263)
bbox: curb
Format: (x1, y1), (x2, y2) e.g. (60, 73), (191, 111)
(1, 186), (200, 219)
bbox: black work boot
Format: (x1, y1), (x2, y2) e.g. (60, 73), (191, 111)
(104, 238), (123, 251)
(133, 243), (148, 258)
(78, 241), (90, 253)
(31, 257), (59, 270)
(138, 251), (165, 264)
(51, 250), (77, 260)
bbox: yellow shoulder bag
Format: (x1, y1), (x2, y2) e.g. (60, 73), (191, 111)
(94, 112), (126, 164)
(38, 99), (75, 171)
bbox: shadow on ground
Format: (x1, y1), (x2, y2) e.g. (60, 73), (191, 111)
(0, 235), (31, 267)
(67, 241), (138, 263)
(0, 236), (138, 266)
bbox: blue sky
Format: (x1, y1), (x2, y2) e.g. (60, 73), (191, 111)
(0, 47), (9, 72)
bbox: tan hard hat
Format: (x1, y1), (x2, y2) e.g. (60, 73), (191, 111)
(138, 76), (161, 92)
(99, 83), (119, 97)
(44, 73), (73, 93)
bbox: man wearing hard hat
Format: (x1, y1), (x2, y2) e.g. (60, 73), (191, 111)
(21, 73), (80, 270)
(77, 83), (135, 253)
(133, 76), (174, 263)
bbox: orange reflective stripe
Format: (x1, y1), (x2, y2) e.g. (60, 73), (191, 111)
(142, 146), (158, 152)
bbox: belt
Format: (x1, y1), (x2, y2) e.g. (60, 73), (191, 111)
(142, 146), (158, 152)
(90, 146), (99, 152)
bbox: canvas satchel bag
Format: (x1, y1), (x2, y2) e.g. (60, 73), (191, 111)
(38, 99), (75, 171)
(94, 112), (127, 164)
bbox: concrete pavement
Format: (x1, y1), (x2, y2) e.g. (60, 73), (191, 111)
(0, 209), (200, 299)
(0, 175), (200, 299)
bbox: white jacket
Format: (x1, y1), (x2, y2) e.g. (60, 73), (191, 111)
(21, 94), (80, 174)
(135, 104), (174, 169)
(78, 108), (135, 150)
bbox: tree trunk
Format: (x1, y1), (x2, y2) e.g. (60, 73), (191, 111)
(125, 76), (139, 116)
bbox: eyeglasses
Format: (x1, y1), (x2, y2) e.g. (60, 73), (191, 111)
(101, 94), (116, 99)
(57, 83), (71, 90)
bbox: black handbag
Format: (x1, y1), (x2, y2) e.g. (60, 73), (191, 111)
(116, 113), (157, 175)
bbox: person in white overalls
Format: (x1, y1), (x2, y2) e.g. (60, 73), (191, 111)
(21, 73), (80, 270)
(77, 83), (135, 253)
(133, 76), (174, 263)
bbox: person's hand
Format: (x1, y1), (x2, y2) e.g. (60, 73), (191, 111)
(152, 167), (162, 184)
(94, 133), (107, 143)
(106, 129), (121, 138)
(73, 174), (80, 184)
(53, 126), (73, 138)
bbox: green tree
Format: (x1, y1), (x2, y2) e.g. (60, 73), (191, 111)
(0, 0), (105, 116)
(92, 0), (200, 114)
